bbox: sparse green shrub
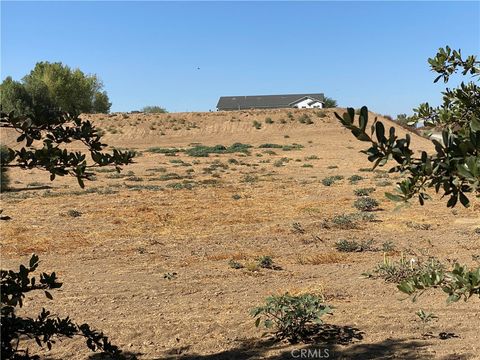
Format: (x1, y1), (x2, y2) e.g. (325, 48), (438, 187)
(353, 197), (379, 211)
(321, 175), (343, 186)
(242, 174), (258, 183)
(298, 114), (313, 124)
(274, 157), (289, 167)
(228, 259), (243, 269)
(302, 163), (313, 168)
(67, 209), (82, 218)
(416, 310), (438, 323)
(348, 175), (364, 184)
(251, 293), (332, 342)
(265, 117), (274, 124)
(335, 239), (375, 252)
(282, 144), (304, 151)
(186, 143), (252, 157)
(257, 256), (274, 269)
(354, 187), (376, 196)
(146, 147), (183, 155)
(366, 255), (445, 283)
(259, 143), (283, 149)
(232, 194), (242, 200)
(253, 120), (262, 129)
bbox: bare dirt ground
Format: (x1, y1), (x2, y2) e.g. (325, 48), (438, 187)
(1, 108), (479, 359)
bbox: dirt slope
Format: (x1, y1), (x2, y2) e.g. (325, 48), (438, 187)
(1, 108), (479, 359)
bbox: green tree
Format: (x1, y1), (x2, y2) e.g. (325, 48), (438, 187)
(142, 105), (168, 114)
(1, 62), (112, 115)
(93, 91), (112, 113)
(336, 47), (479, 208)
(323, 96), (337, 108)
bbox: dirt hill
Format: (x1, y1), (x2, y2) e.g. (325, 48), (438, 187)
(1, 108), (479, 359)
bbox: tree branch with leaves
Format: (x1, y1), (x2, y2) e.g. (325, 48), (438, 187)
(335, 46), (479, 207)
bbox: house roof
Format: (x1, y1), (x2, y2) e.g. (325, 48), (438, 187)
(216, 93), (325, 110)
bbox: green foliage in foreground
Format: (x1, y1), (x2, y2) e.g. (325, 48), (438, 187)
(0, 111), (134, 188)
(1, 255), (122, 359)
(398, 263), (480, 304)
(336, 46), (479, 207)
(251, 293), (332, 342)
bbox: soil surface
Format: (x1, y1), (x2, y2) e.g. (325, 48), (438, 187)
(1, 108), (479, 359)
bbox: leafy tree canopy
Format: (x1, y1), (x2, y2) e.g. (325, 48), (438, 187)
(1, 62), (112, 115)
(323, 96), (337, 108)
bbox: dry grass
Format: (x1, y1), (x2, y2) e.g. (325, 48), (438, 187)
(1, 108), (479, 359)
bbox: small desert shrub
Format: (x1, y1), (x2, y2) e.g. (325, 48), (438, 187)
(405, 221), (433, 230)
(274, 157), (289, 167)
(327, 165), (338, 169)
(253, 120), (262, 129)
(251, 293), (332, 342)
(298, 114), (313, 124)
(232, 194), (242, 200)
(366, 255), (445, 283)
(353, 197), (379, 211)
(348, 174), (364, 184)
(259, 143), (283, 149)
(242, 174), (258, 183)
(330, 214), (357, 229)
(67, 209), (82, 218)
(146, 147), (183, 155)
(302, 163), (313, 168)
(257, 256), (275, 269)
(358, 167), (373, 172)
(305, 155), (319, 160)
(265, 117), (274, 124)
(146, 167), (167, 173)
(186, 143), (252, 157)
(228, 259), (243, 269)
(354, 187), (376, 197)
(335, 239), (375, 252)
(282, 144), (304, 151)
(321, 175), (343, 186)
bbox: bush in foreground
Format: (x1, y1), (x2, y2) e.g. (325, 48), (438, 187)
(1, 255), (123, 359)
(251, 293), (332, 343)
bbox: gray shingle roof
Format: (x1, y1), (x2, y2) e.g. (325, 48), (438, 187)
(216, 93), (324, 110)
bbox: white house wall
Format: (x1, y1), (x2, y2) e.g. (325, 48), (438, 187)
(292, 98), (323, 109)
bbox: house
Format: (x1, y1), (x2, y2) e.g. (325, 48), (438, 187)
(216, 93), (325, 111)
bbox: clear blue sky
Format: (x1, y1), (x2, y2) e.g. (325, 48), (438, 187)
(1, 1), (479, 115)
